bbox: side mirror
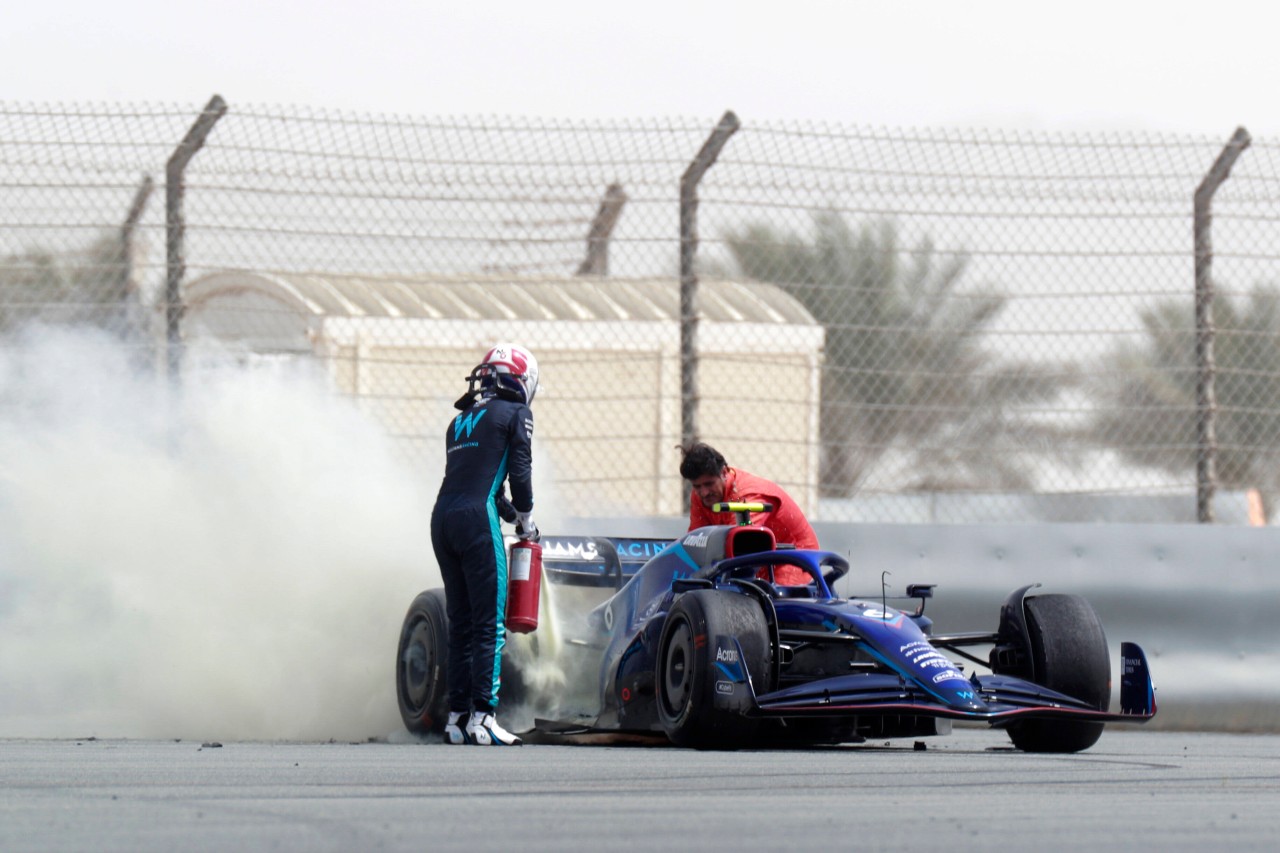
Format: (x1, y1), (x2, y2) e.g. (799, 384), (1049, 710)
(906, 584), (935, 617)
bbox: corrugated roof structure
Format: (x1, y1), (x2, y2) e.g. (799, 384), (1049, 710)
(186, 271), (817, 326)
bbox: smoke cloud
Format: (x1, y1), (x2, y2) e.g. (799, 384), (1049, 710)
(0, 327), (440, 741)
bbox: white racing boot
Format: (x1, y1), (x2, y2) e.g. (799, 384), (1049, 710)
(465, 711), (523, 746)
(443, 711), (469, 745)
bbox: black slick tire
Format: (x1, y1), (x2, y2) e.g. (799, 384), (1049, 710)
(655, 589), (772, 749)
(1006, 593), (1111, 753)
(396, 589), (450, 735)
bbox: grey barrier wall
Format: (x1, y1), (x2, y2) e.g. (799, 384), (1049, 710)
(811, 520), (1277, 593)
(564, 517), (1280, 730)
(566, 516), (1279, 593)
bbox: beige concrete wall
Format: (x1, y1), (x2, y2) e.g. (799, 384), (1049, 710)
(313, 335), (817, 517)
(698, 350), (820, 516)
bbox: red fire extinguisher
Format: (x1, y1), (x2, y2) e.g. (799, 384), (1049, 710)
(506, 539), (542, 633)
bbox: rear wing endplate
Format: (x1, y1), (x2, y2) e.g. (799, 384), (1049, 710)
(532, 535), (674, 588)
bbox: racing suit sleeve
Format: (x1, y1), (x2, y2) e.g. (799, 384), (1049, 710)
(495, 491), (518, 524)
(506, 405), (535, 514)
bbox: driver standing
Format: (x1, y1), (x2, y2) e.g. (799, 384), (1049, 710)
(430, 343), (541, 746)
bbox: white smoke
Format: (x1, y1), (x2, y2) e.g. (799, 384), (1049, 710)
(0, 326), (440, 741)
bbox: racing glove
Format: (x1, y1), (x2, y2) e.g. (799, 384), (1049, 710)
(516, 511), (540, 543)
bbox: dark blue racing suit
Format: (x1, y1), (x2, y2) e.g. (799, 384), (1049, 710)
(429, 390), (534, 714)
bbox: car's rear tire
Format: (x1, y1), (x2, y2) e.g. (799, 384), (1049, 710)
(1006, 593), (1110, 753)
(396, 589), (450, 735)
(656, 589), (773, 749)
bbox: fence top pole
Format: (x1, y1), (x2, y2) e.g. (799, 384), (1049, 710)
(679, 109), (741, 448)
(167, 94), (228, 179)
(680, 110), (741, 198)
(1192, 125), (1251, 524)
(165, 94), (229, 381)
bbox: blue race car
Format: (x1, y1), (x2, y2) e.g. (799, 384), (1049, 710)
(396, 504), (1156, 752)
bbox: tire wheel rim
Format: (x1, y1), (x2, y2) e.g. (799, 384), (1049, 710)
(662, 618), (693, 718)
(400, 618), (432, 711)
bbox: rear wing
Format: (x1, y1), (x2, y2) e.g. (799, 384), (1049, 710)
(534, 535), (674, 588)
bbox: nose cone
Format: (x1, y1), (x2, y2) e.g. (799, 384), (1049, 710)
(937, 682), (989, 712)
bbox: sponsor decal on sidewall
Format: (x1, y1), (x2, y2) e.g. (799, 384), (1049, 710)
(683, 531), (710, 548)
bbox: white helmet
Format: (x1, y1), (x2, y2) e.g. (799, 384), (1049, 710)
(480, 342), (539, 404)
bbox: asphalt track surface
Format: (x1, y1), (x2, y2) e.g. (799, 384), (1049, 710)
(2, 728), (1277, 852)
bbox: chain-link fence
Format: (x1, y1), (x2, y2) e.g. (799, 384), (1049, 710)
(3, 98), (1279, 523)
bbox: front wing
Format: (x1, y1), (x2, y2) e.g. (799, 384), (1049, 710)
(750, 641), (1157, 725)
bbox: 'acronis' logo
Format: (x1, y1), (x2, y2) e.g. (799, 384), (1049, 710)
(454, 410), (487, 441)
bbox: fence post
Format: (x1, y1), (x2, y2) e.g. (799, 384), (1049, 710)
(577, 183), (628, 276)
(1193, 125), (1251, 523)
(165, 94), (227, 380)
(679, 110), (740, 461)
(118, 174), (154, 342)
(121, 174), (154, 282)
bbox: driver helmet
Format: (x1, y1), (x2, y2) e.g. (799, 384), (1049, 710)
(479, 342), (539, 404)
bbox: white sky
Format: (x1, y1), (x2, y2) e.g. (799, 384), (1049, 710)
(5, 1), (1280, 137)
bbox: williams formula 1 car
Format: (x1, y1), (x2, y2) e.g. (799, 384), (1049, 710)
(397, 505), (1156, 751)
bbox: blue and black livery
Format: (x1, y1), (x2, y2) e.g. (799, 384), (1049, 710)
(402, 503), (1156, 751)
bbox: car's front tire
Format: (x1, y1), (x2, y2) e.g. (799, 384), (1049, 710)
(396, 589), (450, 735)
(1005, 593), (1111, 753)
(656, 589), (772, 749)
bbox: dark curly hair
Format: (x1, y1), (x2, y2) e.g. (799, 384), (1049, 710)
(679, 442), (727, 481)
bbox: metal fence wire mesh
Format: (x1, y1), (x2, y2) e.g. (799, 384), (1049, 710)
(4, 100), (1280, 524)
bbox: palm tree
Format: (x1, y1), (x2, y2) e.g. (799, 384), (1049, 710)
(1090, 286), (1280, 505)
(722, 212), (1068, 496)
